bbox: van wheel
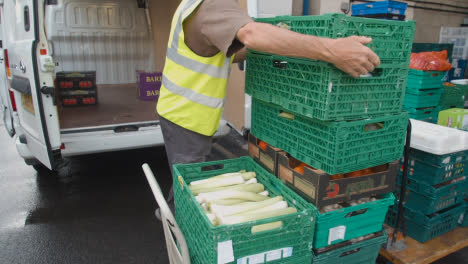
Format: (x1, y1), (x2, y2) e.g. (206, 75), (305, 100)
(24, 159), (54, 175)
(32, 163), (52, 174)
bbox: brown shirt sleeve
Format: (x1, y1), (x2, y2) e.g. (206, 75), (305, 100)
(183, 0), (253, 58)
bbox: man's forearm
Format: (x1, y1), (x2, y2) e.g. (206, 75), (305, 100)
(237, 22), (334, 63)
(236, 22), (380, 78)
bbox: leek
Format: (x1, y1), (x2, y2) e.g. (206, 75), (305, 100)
(211, 196), (283, 217)
(191, 183), (264, 196)
(218, 207), (297, 226)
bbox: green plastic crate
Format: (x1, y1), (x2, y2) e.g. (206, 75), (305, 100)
(251, 99), (408, 175)
(440, 83), (468, 106)
(245, 52), (409, 121)
(459, 200), (468, 227)
(438, 108), (468, 130)
(401, 155), (468, 185)
(439, 103), (465, 111)
(407, 148), (468, 167)
(403, 89), (443, 109)
(406, 69), (446, 90)
(256, 14), (415, 65)
(173, 157), (317, 264)
(405, 106), (439, 123)
(314, 193), (394, 248)
(385, 204), (464, 243)
(397, 176), (468, 215)
(312, 231), (387, 264)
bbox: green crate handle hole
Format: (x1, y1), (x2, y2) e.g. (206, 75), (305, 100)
(339, 248), (361, 257)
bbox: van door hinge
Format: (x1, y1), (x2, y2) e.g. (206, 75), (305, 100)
(41, 86), (56, 105)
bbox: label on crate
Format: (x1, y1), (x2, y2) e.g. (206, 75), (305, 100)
(279, 165), (293, 184)
(217, 240), (234, 264)
(328, 225), (346, 245)
(237, 247), (293, 264)
(260, 152), (274, 172)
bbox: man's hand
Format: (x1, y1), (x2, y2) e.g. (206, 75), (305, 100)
(324, 36), (381, 78)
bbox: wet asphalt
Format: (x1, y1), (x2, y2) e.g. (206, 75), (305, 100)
(0, 110), (466, 264)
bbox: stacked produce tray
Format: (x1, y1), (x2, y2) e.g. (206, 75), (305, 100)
(386, 204), (465, 243)
(398, 175), (467, 215)
(246, 53), (409, 121)
(242, 13), (415, 264)
(312, 231), (388, 264)
(386, 120), (468, 243)
(405, 106), (439, 123)
(313, 193), (394, 248)
(251, 98), (408, 175)
(254, 14), (415, 66)
(56, 71), (98, 106)
(439, 81), (468, 110)
(173, 157), (317, 264)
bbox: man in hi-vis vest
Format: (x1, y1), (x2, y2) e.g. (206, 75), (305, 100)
(157, 0), (380, 171)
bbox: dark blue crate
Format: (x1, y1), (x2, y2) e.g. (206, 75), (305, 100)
(352, 1), (408, 16)
(447, 59), (467, 82)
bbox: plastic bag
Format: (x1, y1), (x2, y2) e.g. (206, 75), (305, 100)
(409, 50), (452, 71)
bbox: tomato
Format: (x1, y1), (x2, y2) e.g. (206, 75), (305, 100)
(258, 141), (268, 151)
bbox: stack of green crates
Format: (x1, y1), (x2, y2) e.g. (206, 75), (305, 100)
(386, 149), (468, 243)
(246, 13), (415, 264)
(404, 69), (447, 123)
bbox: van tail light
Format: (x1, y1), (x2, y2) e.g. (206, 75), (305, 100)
(4, 49), (10, 78)
(9, 89), (17, 111)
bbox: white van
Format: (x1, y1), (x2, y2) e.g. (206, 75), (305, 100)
(0, 0), (232, 171)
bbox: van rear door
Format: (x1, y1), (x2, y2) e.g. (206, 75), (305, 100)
(0, 3), (14, 136)
(8, 0), (60, 169)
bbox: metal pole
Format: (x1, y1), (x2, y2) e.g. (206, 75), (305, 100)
(392, 120), (412, 244)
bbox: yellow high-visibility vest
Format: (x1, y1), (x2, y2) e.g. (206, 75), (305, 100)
(156, 0), (233, 136)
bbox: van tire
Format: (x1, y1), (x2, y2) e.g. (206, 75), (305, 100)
(24, 159), (55, 175)
(32, 163), (54, 175)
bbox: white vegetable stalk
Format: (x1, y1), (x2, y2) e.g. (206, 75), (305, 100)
(258, 191), (269, 196)
(197, 190), (269, 204)
(218, 207), (297, 226)
(189, 175), (245, 191)
(191, 183), (264, 196)
(209, 199), (254, 206)
(244, 178), (258, 184)
(232, 201), (288, 217)
(189, 172), (256, 186)
(211, 196), (284, 217)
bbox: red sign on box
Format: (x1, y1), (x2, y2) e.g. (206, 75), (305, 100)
(136, 71), (162, 101)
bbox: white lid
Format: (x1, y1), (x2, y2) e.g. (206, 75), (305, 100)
(410, 119), (468, 155)
(451, 79), (468, 85)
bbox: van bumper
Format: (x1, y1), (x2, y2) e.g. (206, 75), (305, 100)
(60, 120), (231, 157)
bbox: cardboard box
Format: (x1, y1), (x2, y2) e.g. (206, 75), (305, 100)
(277, 152), (398, 209)
(248, 133), (281, 174)
(136, 71), (161, 101)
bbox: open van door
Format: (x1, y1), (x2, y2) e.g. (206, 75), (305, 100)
(7, 0), (61, 169)
(0, 1), (15, 137)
